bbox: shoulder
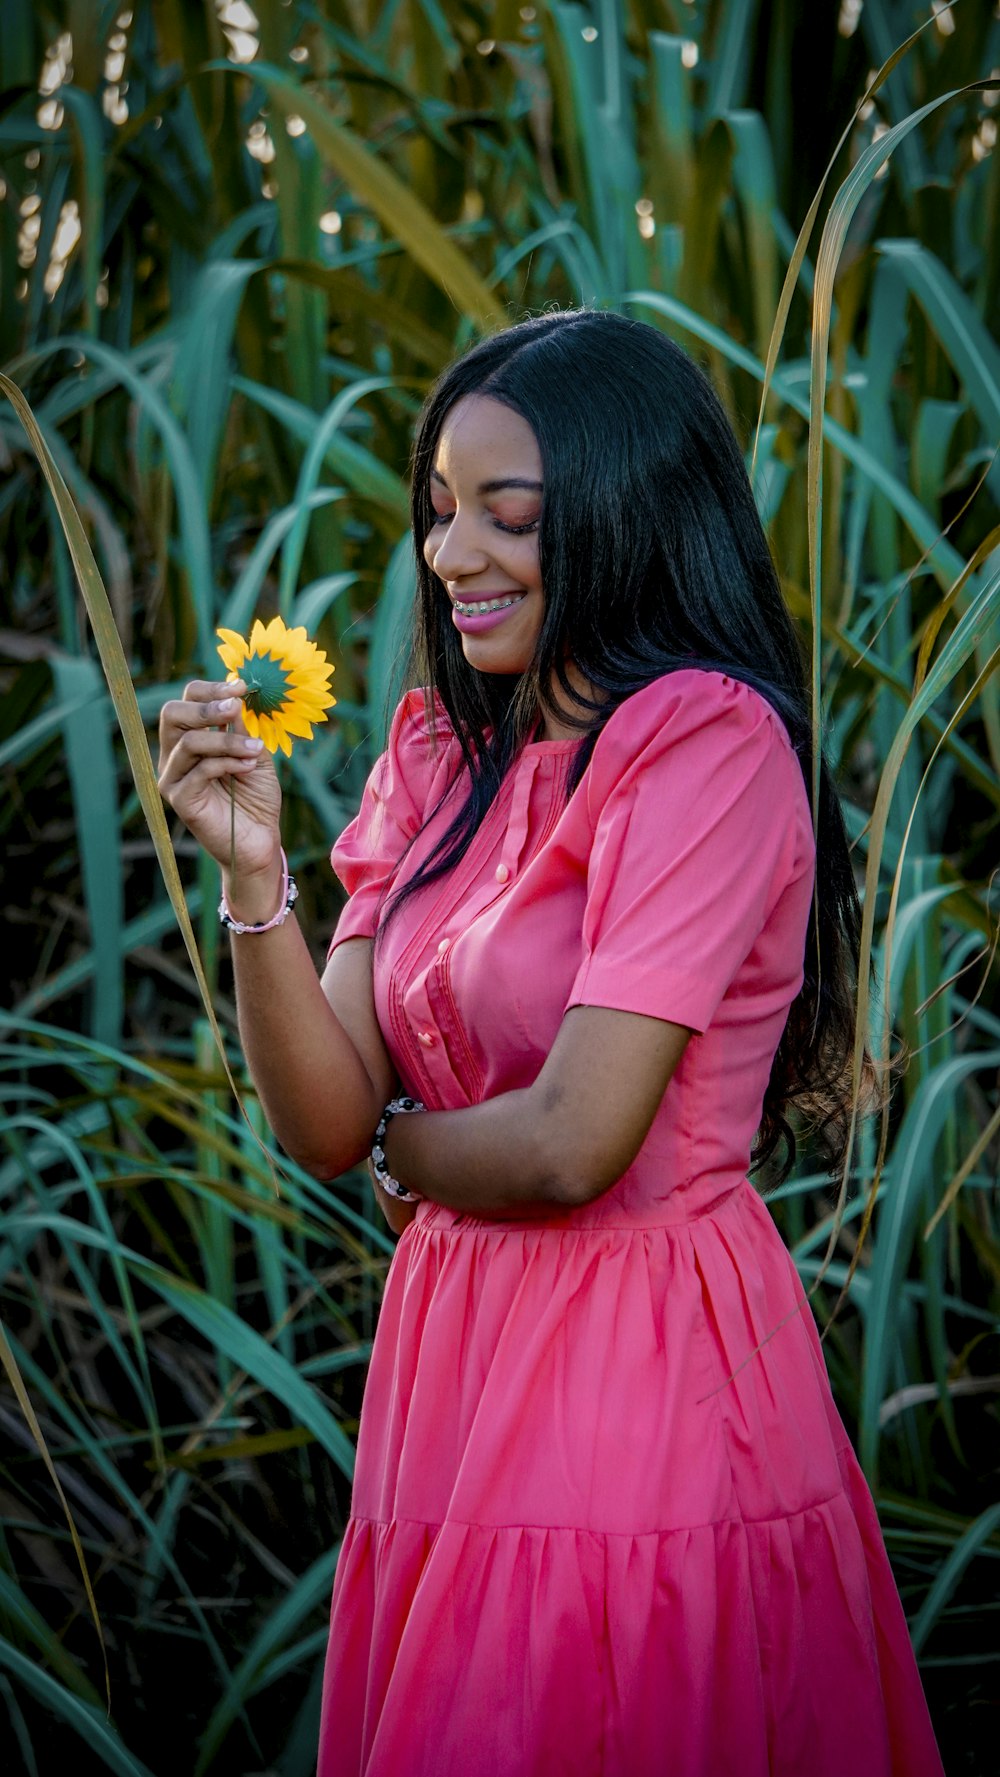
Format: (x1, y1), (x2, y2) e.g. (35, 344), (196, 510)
(586, 670), (806, 809)
(330, 692), (461, 891)
(376, 688), (462, 812)
(386, 686), (456, 759)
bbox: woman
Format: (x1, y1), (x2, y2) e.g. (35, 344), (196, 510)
(158, 311), (943, 1776)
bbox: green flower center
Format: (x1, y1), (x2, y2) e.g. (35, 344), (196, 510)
(242, 651), (290, 716)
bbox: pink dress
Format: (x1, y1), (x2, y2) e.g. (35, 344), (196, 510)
(317, 670), (942, 1777)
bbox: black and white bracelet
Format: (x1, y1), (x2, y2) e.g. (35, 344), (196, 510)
(371, 1095), (425, 1202)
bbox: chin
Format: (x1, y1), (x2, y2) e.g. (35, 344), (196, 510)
(458, 616), (541, 679)
(460, 640), (537, 676)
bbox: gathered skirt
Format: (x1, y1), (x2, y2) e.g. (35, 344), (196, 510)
(317, 1182), (943, 1777)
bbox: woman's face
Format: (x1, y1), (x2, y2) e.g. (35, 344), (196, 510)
(423, 394), (544, 678)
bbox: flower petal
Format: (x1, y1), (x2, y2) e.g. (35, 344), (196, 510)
(259, 616), (288, 653)
(272, 718), (294, 757)
(256, 712), (280, 753)
(216, 628), (249, 673)
(277, 707), (316, 739)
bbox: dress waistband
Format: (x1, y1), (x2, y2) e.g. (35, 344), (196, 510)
(413, 1176), (751, 1237)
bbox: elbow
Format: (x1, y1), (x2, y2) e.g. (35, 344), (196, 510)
(530, 1098), (622, 1208)
(286, 1136), (369, 1183)
(541, 1158), (618, 1209)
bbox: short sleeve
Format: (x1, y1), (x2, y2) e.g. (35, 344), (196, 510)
(328, 690), (457, 955)
(568, 672), (813, 1033)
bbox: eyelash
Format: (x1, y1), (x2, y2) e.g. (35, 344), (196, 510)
(429, 513), (539, 536)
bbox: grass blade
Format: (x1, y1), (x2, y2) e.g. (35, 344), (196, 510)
(241, 63), (504, 334)
(49, 654), (123, 1047)
(0, 1641), (151, 1777)
(0, 374), (271, 1173)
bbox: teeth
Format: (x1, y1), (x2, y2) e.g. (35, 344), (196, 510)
(454, 594), (525, 616)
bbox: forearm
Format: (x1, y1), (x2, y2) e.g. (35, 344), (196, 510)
(384, 1087), (569, 1215)
(383, 1006), (692, 1216)
(225, 869), (382, 1178)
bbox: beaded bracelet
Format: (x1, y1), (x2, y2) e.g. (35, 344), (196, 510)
(371, 1095), (425, 1202)
(219, 848), (299, 935)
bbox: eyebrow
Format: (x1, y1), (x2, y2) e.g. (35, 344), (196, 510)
(430, 470), (543, 496)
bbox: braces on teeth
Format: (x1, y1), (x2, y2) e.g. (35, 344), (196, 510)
(454, 594), (525, 615)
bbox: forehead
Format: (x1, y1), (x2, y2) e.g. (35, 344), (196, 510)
(432, 395), (541, 482)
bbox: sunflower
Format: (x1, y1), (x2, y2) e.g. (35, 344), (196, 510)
(216, 617), (336, 756)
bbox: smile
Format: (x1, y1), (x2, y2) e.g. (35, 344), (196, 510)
(452, 594), (527, 615)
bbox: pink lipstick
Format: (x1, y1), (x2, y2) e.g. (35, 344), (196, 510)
(451, 594), (527, 635)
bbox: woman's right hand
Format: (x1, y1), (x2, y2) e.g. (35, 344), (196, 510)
(158, 681), (282, 889)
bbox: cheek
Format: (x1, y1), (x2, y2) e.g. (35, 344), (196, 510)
(504, 533), (541, 583)
(523, 542), (543, 596)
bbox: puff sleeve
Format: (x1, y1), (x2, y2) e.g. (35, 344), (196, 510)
(328, 690), (457, 955)
(568, 672), (814, 1034)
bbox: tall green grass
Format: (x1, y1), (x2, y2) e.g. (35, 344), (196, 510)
(1, 0), (998, 1769)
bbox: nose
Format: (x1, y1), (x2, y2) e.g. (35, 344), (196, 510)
(425, 508), (489, 585)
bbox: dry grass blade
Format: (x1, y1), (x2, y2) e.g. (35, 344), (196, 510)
(0, 1320), (109, 1708)
(925, 1099), (1000, 1239)
(241, 63), (506, 334)
(748, 0), (958, 479)
(820, 633), (1000, 1324)
(806, 78), (1000, 818)
(0, 374), (276, 1185)
(914, 520), (1000, 691)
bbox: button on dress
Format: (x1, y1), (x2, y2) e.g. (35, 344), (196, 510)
(317, 670), (942, 1777)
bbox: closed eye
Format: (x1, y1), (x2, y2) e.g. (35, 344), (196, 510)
(428, 512), (538, 536)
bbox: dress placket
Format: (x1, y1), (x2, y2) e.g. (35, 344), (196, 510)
(493, 750), (539, 886)
(394, 753), (549, 1104)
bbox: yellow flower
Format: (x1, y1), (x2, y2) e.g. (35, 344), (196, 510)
(216, 616), (336, 756)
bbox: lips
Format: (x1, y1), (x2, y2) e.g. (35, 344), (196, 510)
(449, 592), (529, 636)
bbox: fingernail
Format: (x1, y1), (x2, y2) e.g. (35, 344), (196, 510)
(244, 736), (264, 752)
(218, 697), (238, 714)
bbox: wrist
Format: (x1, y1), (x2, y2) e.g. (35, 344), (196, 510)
(220, 852), (285, 928)
(372, 1096), (425, 1202)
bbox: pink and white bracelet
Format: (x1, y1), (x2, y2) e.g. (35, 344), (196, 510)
(218, 848), (299, 935)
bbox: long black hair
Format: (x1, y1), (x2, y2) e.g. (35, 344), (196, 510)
(390, 309), (871, 1179)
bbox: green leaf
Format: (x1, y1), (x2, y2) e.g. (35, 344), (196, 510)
(910, 1501), (1000, 1657)
(232, 375), (409, 521)
(50, 655), (123, 1046)
(368, 532), (417, 748)
(195, 1545), (339, 1774)
(0, 1565), (102, 1706)
(134, 1265), (356, 1478)
(276, 259), (453, 367)
(239, 63), (505, 334)
(0, 1641), (152, 1777)
(876, 237), (1000, 502)
(0, 374), (271, 1178)
(624, 290), (967, 591)
(5, 338), (215, 666)
(858, 1047), (1000, 1480)
(278, 375), (398, 615)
